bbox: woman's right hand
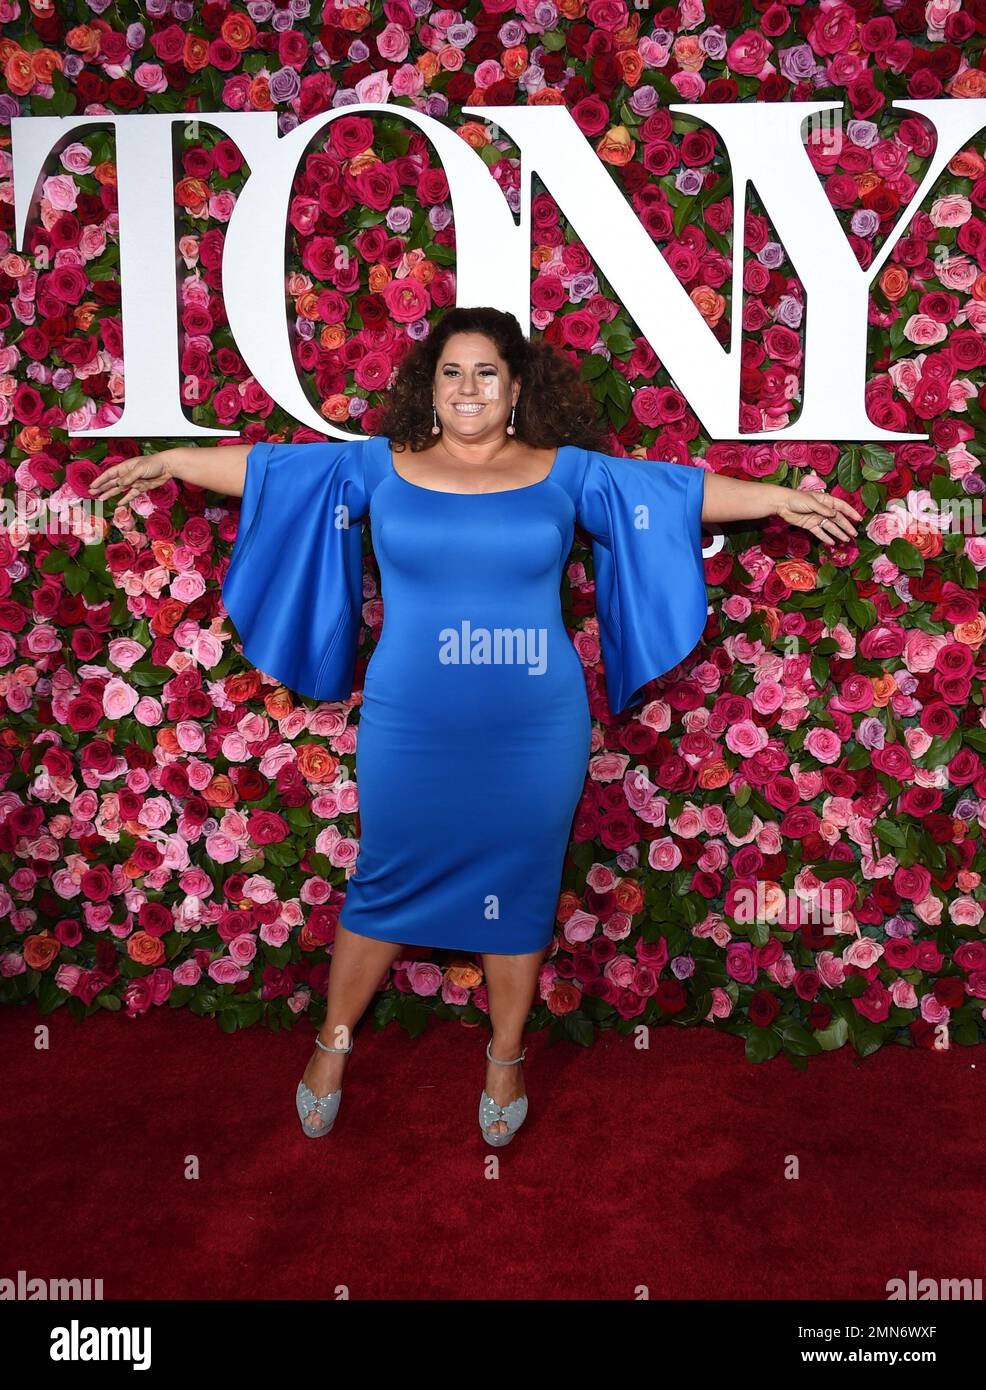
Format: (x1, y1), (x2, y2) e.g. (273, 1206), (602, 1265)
(89, 451), (176, 507)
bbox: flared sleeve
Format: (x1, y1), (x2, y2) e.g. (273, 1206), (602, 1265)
(577, 449), (708, 715)
(221, 440), (368, 702)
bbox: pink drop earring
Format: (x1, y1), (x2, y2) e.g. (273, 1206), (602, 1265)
(506, 402), (516, 435)
(431, 402), (440, 435)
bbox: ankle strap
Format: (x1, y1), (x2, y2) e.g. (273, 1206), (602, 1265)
(486, 1039), (527, 1065)
(315, 1033), (353, 1054)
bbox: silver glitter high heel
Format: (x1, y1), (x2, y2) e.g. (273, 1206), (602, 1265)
(295, 1033), (353, 1138)
(478, 1039), (529, 1147)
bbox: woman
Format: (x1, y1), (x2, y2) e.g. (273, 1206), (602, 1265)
(90, 306), (861, 1146)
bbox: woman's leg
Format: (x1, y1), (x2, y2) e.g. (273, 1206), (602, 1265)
(299, 923), (405, 1130)
(480, 947), (545, 1136)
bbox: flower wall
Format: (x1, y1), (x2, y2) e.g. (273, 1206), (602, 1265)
(1, 0), (986, 1063)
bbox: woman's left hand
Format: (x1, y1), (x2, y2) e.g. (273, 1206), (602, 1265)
(774, 487), (863, 547)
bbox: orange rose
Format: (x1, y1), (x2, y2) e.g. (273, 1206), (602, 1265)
(555, 889), (582, 923)
(947, 68), (986, 98)
(296, 743), (339, 783)
(530, 86), (565, 105)
(556, 0), (586, 16)
(972, 272), (986, 303)
(72, 301), (101, 331)
(879, 265), (909, 302)
(127, 932), (165, 966)
(613, 878), (645, 914)
(155, 728), (181, 756)
(368, 264), (392, 293)
(690, 285), (725, 327)
(185, 33), (210, 72)
(93, 161), (116, 187)
(221, 12), (257, 50)
(150, 598), (185, 636)
(295, 289), (320, 322)
(202, 774), (237, 807)
(349, 150), (380, 176)
(247, 75), (273, 111)
(175, 177), (210, 216)
(532, 245), (555, 270)
(417, 52), (440, 82)
(673, 35), (704, 71)
(150, 539), (176, 568)
(698, 755), (730, 790)
(339, 3), (370, 30)
(264, 687), (295, 720)
(615, 48), (644, 86)
(65, 25), (101, 58)
(954, 613), (986, 649)
(906, 523), (943, 560)
(855, 171), (881, 197)
(546, 981), (581, 1015)
(502, 46), (529, 78)
(24, 934), (60, 971)
(225, 671), (262, 704)
(410, 259), (436, 286)
(15, 425), (52, 454)
(774, 559), (818, 592)
(596, 125), (636, 166)
(870, 673), (899, 708)
(3, 52), (34, 97)
(445, 958), (483, 989)
(322, 394), (350, 423)
(319, 324), (346, 351)
(947, 148), (985, 180)
(455, 120), (490, 149)
(31, 49), (64, 83)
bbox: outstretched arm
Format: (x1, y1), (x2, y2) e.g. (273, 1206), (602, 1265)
(702, 473), (863, 548)
(89, 444), (250, 506)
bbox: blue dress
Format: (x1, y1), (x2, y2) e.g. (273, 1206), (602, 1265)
(222, 433), (707, 954)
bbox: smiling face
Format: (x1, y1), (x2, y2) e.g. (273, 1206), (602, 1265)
(432, 332), (521, 444)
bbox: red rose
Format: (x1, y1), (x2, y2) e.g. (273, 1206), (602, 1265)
(329, 115), (373, 160)
(749, 989), (781, 1027)
(80, 864), (114, 902)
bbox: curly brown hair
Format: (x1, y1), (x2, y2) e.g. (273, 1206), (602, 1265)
(373, 306), (608, 453)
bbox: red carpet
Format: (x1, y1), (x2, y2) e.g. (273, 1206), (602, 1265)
(2, 1004), (982, 1301)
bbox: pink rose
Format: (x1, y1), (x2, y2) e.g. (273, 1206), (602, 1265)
(376, 22), (409, 61)
(407, 961), (442, 996)
(726, 30), (773, 76)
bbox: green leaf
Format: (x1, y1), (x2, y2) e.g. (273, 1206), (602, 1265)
(837, 448), (863, 492)
(606, 375), (631, 411)
(40, 549), (69, 573)
(396, 995), (429, 1039)
(813, 1015), (849, 1051)
(744, 1027), (782, 1063)
(581, 354), (609, 381)
(673, 194), (696, 238)
(848, 1017), (885, 1058)
(561, 1011), (595, 1047)
(888, 536), (924, 574)
(875, 818), (908, 848)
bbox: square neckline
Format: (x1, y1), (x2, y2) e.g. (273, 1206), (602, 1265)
(386, 438), (567, 496)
